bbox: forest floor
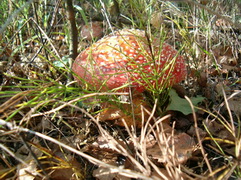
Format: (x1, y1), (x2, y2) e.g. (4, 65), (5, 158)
(0, 0), (241, 179)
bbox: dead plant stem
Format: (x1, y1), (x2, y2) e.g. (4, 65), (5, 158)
(185, 96), (213, 174)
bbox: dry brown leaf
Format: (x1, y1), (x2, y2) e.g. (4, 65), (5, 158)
(204, 120), (234, 141)
(215, 82), (231, 97)
(86, 142), (129, 180)
(85, 136), (124, 165)
(187, 125), (207, 139)
(147, 132), (195, 164)
(50, 154), (82, 180)
(228, 98), (241, 115)
(17, 159), (37, 180)
(212, 46), (238, 66)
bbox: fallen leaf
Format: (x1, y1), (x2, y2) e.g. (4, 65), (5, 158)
(50, 154), (82, 180)
(146, 132), (195, 164)
(228, 97), (241, 115)
(167, 89), (205, 115)
(85, 136), (132, 179)
(204, 120), (234, 141)
(17, 159), (37, 180)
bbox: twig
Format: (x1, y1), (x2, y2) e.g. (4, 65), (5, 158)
(19, 133), (50, 179)
(66, 0), (78, 60)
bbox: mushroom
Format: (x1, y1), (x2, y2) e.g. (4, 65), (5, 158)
(80, 21), (103, 41)
(72, 29), (186, 92)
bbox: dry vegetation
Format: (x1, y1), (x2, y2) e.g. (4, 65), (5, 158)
(0, 0), (240, 179)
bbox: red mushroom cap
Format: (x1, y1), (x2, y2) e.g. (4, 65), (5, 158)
(72, 29), (186, 92)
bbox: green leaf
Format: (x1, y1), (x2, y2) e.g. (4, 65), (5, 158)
(166, 89), (205, 115)
(53, 56), (71, 68)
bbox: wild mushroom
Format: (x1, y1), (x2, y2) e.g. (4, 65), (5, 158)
(72, 29), (186, 92)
